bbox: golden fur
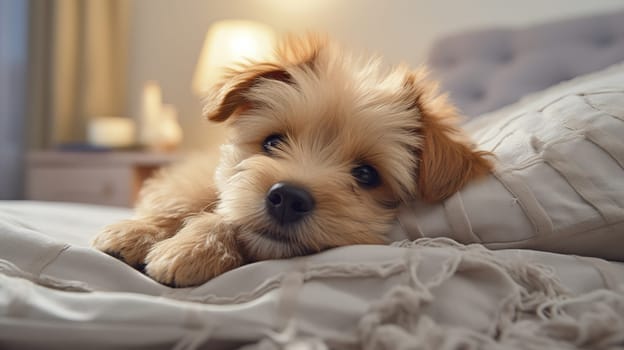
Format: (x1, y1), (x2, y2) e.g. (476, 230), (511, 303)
(92, 36), (492, 287)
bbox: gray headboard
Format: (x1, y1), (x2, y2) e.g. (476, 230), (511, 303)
(427, 9), (624, 118)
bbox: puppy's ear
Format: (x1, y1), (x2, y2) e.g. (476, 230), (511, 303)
(406, 70), (493, 202)
(417, 114), (493, 202)
(202, 63), (292, 122)
(202, 34), (327, 122)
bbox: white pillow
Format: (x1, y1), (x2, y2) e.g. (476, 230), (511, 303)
(391, 62), (624, 261)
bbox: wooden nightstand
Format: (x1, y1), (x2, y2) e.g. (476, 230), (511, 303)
(26, 151), (182, 207)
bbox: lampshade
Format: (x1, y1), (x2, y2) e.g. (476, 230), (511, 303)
(192, 20), (277, 95)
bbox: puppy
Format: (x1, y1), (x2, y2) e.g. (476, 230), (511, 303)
(92, 36), (492, 287)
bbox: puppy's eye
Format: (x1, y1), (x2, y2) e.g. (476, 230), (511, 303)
(351, 164), (381, 188)
(263, 134), (284, 154)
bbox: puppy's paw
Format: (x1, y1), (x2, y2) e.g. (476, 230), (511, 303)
(144, 216), (243, 287)
(91, 220), (162, 269)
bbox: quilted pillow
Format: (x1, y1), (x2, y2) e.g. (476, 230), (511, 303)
(390, 62), (624, 261)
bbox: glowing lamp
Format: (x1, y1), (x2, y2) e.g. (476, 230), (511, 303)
(192, 20), (277, 95)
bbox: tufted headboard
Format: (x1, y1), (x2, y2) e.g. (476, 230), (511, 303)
(427, 9), (624, 118)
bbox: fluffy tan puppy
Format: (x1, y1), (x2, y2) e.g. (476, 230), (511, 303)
(92, 36), (492, 287)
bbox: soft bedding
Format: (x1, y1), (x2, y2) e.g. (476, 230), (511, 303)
(1, 202), (624, 350)
(1, 64), (624, 349)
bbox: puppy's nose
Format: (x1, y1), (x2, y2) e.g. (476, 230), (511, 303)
(266, 182), (315, 224)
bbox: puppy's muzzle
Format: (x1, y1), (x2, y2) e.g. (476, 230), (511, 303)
(265, 182), (315, 225)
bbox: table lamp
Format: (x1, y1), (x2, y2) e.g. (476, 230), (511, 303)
(192, 20), (277, 95)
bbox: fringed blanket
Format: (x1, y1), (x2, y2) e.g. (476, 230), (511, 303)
(0, 202), (623, 349)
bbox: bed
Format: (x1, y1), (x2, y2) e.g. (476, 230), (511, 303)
(2, 11), (624, 350)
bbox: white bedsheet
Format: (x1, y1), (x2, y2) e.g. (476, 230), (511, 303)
(1, 201), (623, 349)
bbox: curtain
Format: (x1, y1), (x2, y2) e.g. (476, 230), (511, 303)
(27, 0), (130, 148)
(0, 0), (28, 199)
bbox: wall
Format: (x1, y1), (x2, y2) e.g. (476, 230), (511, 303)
(127, 0), (624, 150)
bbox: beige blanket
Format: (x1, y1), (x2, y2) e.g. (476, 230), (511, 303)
(0, 202), (623, 349)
